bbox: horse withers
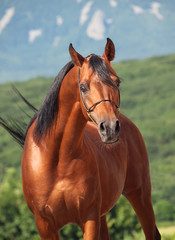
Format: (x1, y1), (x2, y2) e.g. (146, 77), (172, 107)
(0, 38), (161, 240)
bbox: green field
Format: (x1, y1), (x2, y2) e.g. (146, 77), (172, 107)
(0, 54), (175, 239)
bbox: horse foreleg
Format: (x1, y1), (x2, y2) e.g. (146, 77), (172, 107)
(100, 215), (111, 240)
(35, 213), (60, 240)
(83, 215), (100, 240)
(125, 189), (161, 240)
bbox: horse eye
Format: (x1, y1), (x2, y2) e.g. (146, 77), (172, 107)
(80, 83), (88, 93)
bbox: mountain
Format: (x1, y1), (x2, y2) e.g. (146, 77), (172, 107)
(0, 0), (175, 83)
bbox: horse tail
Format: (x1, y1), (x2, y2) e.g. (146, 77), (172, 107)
(0, 117), (26, 147)
(0, 86), (38, 147)
(12, 86), (38, 112)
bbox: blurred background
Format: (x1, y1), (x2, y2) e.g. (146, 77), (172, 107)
(0, 0), (175, 239)
(0, 0), (175, 83)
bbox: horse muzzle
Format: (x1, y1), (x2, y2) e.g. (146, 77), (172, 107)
(98, 119), (120, 144)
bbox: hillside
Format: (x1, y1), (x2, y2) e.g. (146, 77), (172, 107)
(0, 54), (175, 237)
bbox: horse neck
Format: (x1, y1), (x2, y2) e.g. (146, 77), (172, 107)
(58, 101), (87, 167)
(40, 67), (87, 166)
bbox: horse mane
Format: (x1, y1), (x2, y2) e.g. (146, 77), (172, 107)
(0, 61), (74, 146)
(30, 61), (74, 140)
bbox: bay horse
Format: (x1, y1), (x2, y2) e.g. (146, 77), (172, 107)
(0, 38), (161, 240)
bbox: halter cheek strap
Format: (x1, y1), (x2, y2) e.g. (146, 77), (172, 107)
(78, 69), (120, 124)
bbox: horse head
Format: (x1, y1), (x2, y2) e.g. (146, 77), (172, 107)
(69, 38), (120, 144)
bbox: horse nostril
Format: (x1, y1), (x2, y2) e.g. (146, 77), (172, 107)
(100, 122), (105, 132)
(115, 120), (120, 133)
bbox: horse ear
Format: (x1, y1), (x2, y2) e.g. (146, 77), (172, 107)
(103, 38), (115, 62)
(69, 44), (85, 67)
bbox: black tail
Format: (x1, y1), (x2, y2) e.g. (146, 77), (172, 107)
(12, 86), (38, 112)
(0, 87), (38, 147)
(0, 117), (26, 147)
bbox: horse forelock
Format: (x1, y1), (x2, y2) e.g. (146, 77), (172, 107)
(27, 61), (74, 141)
(88, 55), (118, 89)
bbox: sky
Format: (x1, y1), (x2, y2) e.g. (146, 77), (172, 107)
(0, 1), (165, 41)
(0, 0), (175, 82)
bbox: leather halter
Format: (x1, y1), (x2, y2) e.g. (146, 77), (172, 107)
(78, 69), (120, 124)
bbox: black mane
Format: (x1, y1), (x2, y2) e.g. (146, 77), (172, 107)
(0, 55), (120, 147)
(29, 61), (74, 140)
(89, 55), (118, 88)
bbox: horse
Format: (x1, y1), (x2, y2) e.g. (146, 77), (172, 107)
(0, 38), (161, 240)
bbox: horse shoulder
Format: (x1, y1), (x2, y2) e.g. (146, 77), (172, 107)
(22, 122), (59, 213)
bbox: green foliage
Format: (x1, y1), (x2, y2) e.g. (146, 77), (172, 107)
(107, 196), (141, 239)
(0, 168), (39, 240)
(155, 201), (175, 222)
(0, 54), (175, 238)
(60, 224), (82, 240)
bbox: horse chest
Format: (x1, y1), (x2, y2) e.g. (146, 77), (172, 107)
(94, 144), (127, 214)
(45, 172), (100, 224)
(99, 163), (125, 213)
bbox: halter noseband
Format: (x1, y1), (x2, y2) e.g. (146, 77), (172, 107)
(78, 69), (120, 124)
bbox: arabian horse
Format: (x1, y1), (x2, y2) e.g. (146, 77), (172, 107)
(0, 38), (161, 240)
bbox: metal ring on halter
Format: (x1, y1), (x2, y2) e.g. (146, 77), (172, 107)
(78, 69), (120, 124)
